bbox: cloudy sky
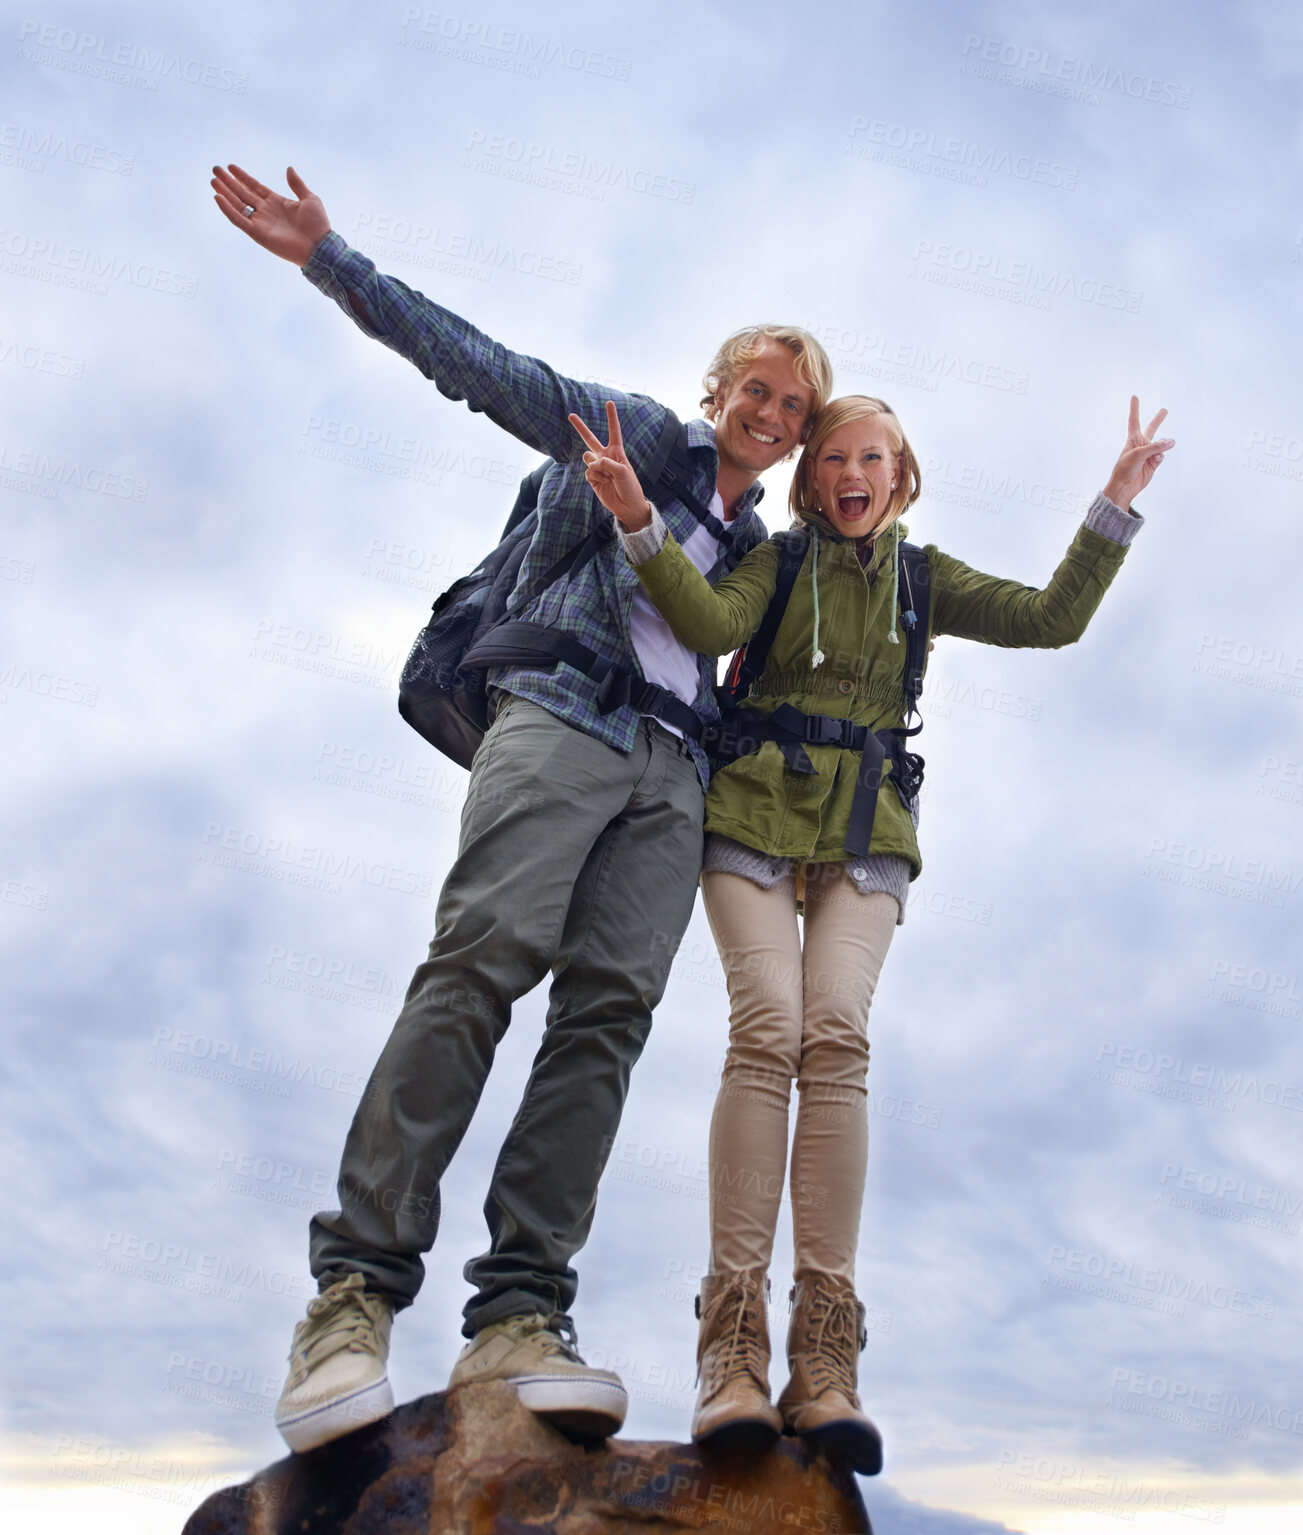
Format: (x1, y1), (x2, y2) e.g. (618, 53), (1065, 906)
(2, 2), (1300, 1532)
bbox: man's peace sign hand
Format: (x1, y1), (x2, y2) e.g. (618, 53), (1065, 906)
(211, 164), (331, 268)
(567, 402), (653, 532)
(1103, 396), (1175, 513)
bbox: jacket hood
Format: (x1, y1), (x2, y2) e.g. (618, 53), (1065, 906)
(795, 510), (911, 576)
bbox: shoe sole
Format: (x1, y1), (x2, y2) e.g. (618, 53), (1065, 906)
(275, 1377), (395, 1453)
(803, 1419), (883, 1476)
(694, 1415), (782, 1454)
(509, 1373), (627, 1439)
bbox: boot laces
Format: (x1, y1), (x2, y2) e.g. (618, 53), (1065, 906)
(699, 1274), (769, 1391)
(801, 1280), (864, 1399)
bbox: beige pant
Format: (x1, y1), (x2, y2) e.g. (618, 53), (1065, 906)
(701, 866), (898, 1285)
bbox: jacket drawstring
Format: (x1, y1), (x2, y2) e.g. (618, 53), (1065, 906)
(810, 533), (825, 669)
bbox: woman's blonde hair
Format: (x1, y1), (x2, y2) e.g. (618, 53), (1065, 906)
(700, 325), (834, 421)
(789, 394), (922, 537)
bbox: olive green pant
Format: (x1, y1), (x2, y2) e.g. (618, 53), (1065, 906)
(310, 697), (705, 1335)
(701, 866), (899, 1284)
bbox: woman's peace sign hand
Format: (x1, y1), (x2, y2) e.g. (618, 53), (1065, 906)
(567, 402), (653, 532)
(1103, 396), (1175, 513)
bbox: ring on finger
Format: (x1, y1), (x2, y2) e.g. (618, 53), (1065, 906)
(241, 204), (255, 218)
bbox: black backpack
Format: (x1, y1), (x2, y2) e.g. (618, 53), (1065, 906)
(397, 409), (757, 769)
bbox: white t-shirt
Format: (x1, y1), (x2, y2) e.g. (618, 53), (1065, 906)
(626, 491), (728, 737)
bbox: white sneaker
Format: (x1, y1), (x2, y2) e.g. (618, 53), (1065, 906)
(274, 1274), (395, 1452)
(447, 1311), (626, 1439)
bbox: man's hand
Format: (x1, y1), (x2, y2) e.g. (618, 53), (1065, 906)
(1102, 396), (1174, 513)
(211, 164), (331, 268)
(568, 403), (652, 532)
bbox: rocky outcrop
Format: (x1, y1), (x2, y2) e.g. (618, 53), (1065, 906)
(183, 1382), (871, 1534)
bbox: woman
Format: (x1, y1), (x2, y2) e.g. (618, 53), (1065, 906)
(569, 393), (1171, 1471)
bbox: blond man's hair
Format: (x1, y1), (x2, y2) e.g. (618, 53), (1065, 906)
(699, 325), (834, 422)
(790, 394), (922, 537)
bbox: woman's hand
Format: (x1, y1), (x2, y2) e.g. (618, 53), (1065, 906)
(211, 164), (331, 267)
(568, 402), (653, 532)
(1103, 396), (1174, 512)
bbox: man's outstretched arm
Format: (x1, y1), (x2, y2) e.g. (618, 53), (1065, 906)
(211, 163), (648, 466)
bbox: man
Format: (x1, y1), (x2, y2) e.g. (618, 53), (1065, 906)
(211, 163), (833, 1452)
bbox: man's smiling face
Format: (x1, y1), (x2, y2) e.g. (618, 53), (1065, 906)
(712, 340), (816, 477)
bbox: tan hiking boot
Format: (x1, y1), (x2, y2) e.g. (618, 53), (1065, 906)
(691, 1268), (783, 1450)
(274, 1273), (395, 1453)
(447, 1311), (627, 1439)
(776, 1272), (882, 1475)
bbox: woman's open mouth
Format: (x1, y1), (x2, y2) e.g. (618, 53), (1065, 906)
(837, 493), (870, 519)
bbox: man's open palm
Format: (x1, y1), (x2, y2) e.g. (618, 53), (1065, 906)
(211, 164), (330, 267)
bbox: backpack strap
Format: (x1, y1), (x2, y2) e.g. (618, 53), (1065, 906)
(646, 414), (753, 578)
(720, 528), (811, 706)
(897, 541), (931, 731)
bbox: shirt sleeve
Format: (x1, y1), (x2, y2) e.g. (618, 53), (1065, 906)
(1083, 490), (1145, 546)
(301, 232), (654, 466)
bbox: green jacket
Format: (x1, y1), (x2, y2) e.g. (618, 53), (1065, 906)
(632, 512), (1131, 876)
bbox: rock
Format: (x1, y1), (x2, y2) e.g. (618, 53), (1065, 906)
(182, 1381), (871, 1534)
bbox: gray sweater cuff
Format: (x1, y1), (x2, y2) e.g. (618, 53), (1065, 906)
(618, 505), (669, 565)
(1085, 491), (1144, 546)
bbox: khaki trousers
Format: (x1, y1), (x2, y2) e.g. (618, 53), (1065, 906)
(701, 866), (898, 1284)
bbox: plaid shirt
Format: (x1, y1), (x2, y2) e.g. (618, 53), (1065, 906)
(303, 232), (768, 784)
